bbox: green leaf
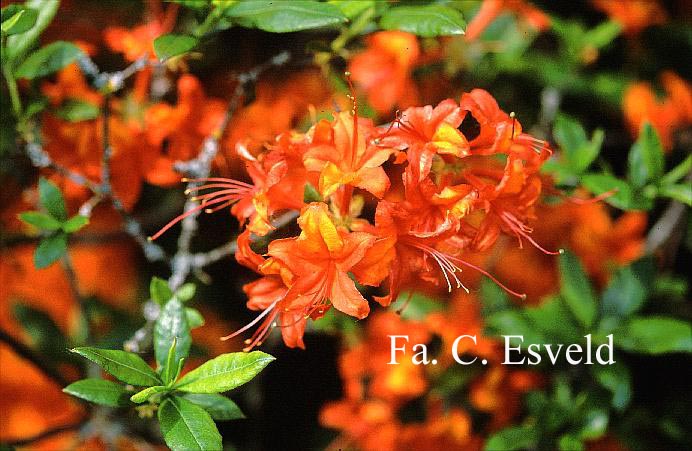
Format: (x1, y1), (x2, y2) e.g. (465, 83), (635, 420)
(150, 277), (173, 305)
(581, 173), (633, 210)
(559, 251), (597, 329)
(38, 177), (67, 221)
(224, 0), (347, 33)
(174, 351), (275, 393)
(18, 211), (62, 230)
(153, 34), (198, 61)
(183, 393), (245, 421)
(63, 378), (131, 407)
(130, 385), (169, 403)
(1, 8), (38, 35)
(601, 258), (653, 322)
(577, 409), (608, 440)
(327, 0), (374, 19)
(380, 5), (465, 37)
(591, 363), (631, 411)
(485, 311), (545, 346)
(186, 308), (206, 329)
(558, 434), (584, 451)
(158, 396), (222, 451)
(162, 338), (179, 385)
(524, 296), (582, 343)
(34, 233), (67, 269)
(14, 41), (82, 79)
(397, 291), (444, 321)
(484, 425), (538, 451)
(13, 303), (69, 357)
(175, 283), (196, 302)
(70, 347), (161, 386)
(55, 99), (99, 122)
(584, 21), (621, 49)
(553, 114), (587, 158)
(62, 215), (89, 233)
(659, 184), (692, 206)
(5, 0), (60, 63)
(660, 155), (691, 186)
(616, 317), (692, 354)
(303, 182), (323, 203)
(627, 122), (664, 188)
(155, 298), (191, 371)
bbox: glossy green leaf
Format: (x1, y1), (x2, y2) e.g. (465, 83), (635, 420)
(616, 317), (692, 354)
(34, 233), (67, 269)
(5, 0), (60, 63)
(581, 173), (633, 210)
(553, 114), (603, 173)
(591, 363), (631, 411)
(38, 177), (67, 220)
(484, 425), (538, 451)
(601, 258), (653, 321)
(150, 276), (173, 305)
(55, 99), (99, 122)
(162, 338), (179, 385)
(224, 0), (347, 33)
(380, 5), (465, 37)
(183, 393), (245, 421)
(18, 211), (62, 230)
(584, 20), (621, 49)
(153, 34), (198, 61)
(63, 378), (131, 407)
(1, 8), (38, 35)
(70, 347), (161, 386)
(62, 215), (89, 233)
(174, 351), (275, 393)
(158, 396), (222, 451)
(485, 311), (545, 346)
(627, 123), (664, 188)
(15, 41), (82, 79)
(154, 298), (191, 370)
(130, 385), (169, 403)
(558, 434), (584, 451)
(659, 184), (692, 206)
(327, 0), (374, 19)
(175, 283), (196, 302)
(186, 308), (205, 329)
(559, 251), (597, 328)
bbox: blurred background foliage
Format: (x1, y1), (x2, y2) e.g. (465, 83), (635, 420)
(1, 0), (691, 450)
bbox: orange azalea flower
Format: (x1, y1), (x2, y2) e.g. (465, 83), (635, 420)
(349, 31), (421, 115)
(494, 200), (647, 300)
(591, 0), (667, 36)
(145, 74), (227, 186)
(465, 0), (550, 42)
(223, 203), (382, 349)
(103, 0), (178, 61)
(41, 65), (161, 210)
(304, 109), (392, 201)
(623, 71), (692, 151)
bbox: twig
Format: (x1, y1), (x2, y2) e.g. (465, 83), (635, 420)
(0, 328), (70, 387)
(168, 50), (291, 290)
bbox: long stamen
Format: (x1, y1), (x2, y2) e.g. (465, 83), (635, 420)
(445, 254), (527, 300)
(220, 299), (280, 341)
(149, 178), (254, 241)
(502, 212), (563, 255)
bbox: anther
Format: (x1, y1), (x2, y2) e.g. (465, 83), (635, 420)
(181, 178), (189, 182)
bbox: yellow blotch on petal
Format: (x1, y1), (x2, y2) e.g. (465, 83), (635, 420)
(298, 202), (344, 254)
(431, 123), (470, 157)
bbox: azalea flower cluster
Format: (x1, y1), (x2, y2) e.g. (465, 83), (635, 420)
(153, 81), (558, 350)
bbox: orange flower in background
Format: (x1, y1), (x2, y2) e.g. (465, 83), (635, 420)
(623, 71), (692, 151)
(591, 0), (667, 35)
(349, 31), (421, 114)
(465, 0), (550, 42)
(145, 74), (226, 185)
(103, 0), (178, 61)
(494, 200), (647, 300)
